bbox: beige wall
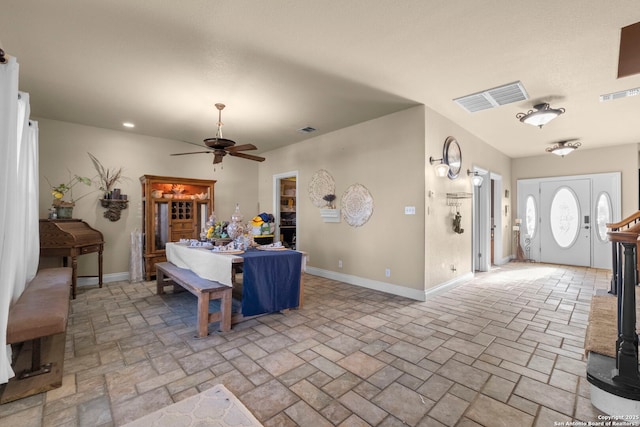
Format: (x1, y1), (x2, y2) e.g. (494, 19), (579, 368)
(259, 105), (514, 298)
(511, 143), (639, 218)
(38, 118), (258, 277)
(424, 108), (512, 290)
(258, 106), (426, 297)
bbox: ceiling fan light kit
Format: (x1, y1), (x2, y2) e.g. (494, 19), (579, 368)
(546, 140), (581, 157)
(170, 103), (265, 166)
(516, 103), (565, 128)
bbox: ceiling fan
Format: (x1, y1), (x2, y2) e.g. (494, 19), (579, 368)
(171, 103), (265, 165)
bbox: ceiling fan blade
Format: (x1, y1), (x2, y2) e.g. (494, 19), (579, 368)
(227, 144), (257, 152)
(170, 151), (213, 156)
(229, 152), (266, 162)
(213, 154), (224, 164)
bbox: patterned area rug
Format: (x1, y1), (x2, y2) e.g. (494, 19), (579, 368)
(122, 384), (263, 427)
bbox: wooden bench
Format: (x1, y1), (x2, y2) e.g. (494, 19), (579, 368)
(2, 267), (72, 403)
(156, 262), (232, 338)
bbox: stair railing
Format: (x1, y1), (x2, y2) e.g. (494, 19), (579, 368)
(606, 231), (640, 388)
(606, 211), (640, 295)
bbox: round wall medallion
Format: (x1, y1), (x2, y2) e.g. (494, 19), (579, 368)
(308, 169), (336, 207)
(341, 184), (374, 227)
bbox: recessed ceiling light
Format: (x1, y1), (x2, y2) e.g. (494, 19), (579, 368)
(123, 122), (135, 128)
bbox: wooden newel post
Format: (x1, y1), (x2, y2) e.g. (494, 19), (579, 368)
(610, 231), (620, 295)
(609, 232), (640, 387)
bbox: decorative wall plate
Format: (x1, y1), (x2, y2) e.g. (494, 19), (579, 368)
(308, 169), (336, 207)
(341, 184), (374, 227)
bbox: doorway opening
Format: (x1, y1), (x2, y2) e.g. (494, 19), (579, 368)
(473, 170), (503, 272)
(273, 171), (298, 249)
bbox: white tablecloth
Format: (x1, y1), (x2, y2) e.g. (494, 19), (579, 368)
(165, 243), (242, 287)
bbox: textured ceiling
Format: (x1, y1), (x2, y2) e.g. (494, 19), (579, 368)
(1, 0), (640, 158)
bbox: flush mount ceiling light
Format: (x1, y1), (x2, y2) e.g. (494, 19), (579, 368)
(546, 140), (581, 157)
(467, 170), (483, 186)
(429, 156), (449, 178)
(516, 103), (565, 128)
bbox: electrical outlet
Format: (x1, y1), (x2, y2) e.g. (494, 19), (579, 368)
(385, 268), (391, 277)
(338, 259), (343, 268)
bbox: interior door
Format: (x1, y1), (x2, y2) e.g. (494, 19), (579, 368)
(490, 180), (495, 265)
(540, 179), (591, 267)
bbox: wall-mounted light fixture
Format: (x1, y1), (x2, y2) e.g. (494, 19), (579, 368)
(429, 156), (449, 178)
(516, 103), (565, 128)
(467, 169), (483, 186)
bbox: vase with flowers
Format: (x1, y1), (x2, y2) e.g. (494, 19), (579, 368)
(88, 152), (126, 197)
(47, 173), (93, 219)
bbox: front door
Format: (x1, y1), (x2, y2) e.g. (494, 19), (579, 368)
(540, 179), (591, 267)
(517, 173), (620, 269)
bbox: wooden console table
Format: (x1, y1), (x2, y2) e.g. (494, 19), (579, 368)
(39, 219), (104, 298)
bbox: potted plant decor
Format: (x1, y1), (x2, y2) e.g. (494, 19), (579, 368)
(88, 152), (125, 197)
(48, 173), (93, 219)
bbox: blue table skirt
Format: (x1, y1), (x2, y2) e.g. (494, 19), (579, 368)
(239, 249), (302, 316)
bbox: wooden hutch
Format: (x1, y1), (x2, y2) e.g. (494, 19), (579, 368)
(140, 175), (215, 280)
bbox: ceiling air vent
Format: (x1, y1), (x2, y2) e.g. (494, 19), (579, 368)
(454, 81), (529, 113)
(297, 126), (317, 134)
(600, 87), (640, 102)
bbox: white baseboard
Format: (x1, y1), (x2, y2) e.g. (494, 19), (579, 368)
(424, 272), (474, 299)
(305, 267), (426, 301)
(305, 267), (474, 302)
(78, 271), (129, 287)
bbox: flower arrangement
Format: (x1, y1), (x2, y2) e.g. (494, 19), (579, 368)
(206, 221), (230, 239)
(48, 173), (93, 207)
(323, 194), (336, 209)
(88, 152), (125, 193)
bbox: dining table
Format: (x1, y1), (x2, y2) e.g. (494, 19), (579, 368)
(165, 242), (305, 317)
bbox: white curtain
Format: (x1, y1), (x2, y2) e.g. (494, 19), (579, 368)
(16, 94), (40, 298)
(0, 57), (40, 384)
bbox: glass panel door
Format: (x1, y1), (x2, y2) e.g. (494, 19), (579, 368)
(154, 201), (169, 251)
(197, 201), (209, 239)
(517, 173), (620, 269)
(540, 179), (591, 267)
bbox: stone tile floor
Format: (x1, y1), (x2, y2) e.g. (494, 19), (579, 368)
(0, 262), (611, 426)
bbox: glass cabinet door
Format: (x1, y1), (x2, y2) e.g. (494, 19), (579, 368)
(153, 201), (169, 250)
(197, 201), (209, 238)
